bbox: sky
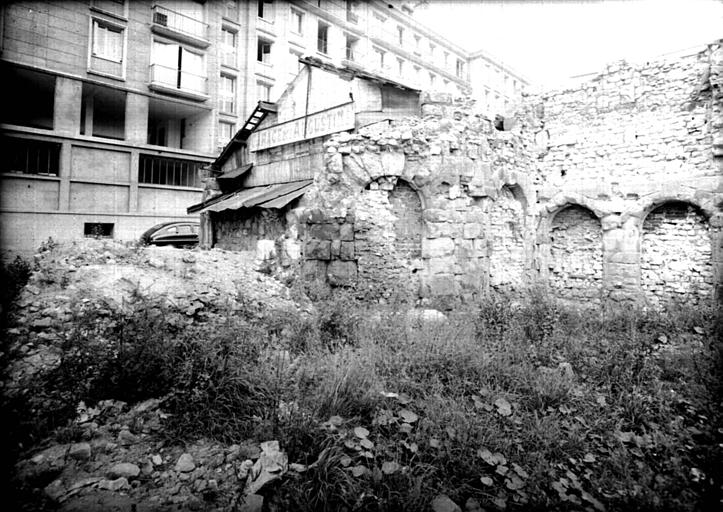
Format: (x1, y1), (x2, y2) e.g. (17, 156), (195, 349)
(414, 0), (723, 89)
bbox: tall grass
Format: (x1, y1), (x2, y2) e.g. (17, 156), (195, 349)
(3, 288), (721, 511)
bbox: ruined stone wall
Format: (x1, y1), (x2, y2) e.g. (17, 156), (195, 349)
(549, 206), (604, 301)
(529, 42), (723, 304)
(209, 42), (723, 306)
(641, 203), (714, 305)
(300, 92), (537, 306)
(213, 208), (287, 252)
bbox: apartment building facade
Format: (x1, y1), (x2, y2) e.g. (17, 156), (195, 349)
(242, 0), (527, 120)
(0, 0), (527, 255)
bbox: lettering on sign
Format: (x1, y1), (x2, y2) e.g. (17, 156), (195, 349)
(250, 102), (355, 151)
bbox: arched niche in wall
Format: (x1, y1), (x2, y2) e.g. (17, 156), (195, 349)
(549, 204), (603, 301)
(355, 176), (424, 299)
(640, 201), (713, 306)
(488, 185), (527, 291)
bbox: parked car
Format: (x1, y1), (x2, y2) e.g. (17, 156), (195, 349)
(140, 221), (199, 248)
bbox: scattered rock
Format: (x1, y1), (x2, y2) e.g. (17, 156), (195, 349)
(68, 442), (91, 461)
(98, 477), (130, 492)
(175, 453), (196, 473)
(238, 493), (264, 512)
(465, 497), (484, 512)
(107, 463), (140, 480)
(151, 454), (163, 466)
(117, 429), (138, 446)
(432, 494), (462, 512)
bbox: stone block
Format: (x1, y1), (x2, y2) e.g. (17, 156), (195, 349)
(308, 223), (340, 240)
(305, 240), (331, 260)
(421, 91), (453, 104)
(427, 222), (459, 238)
(462, 223), (482, 239)
(330, 240), (341, 258)
(427, 274), (459, 296)
(327, 261), (357, 287)
(340, 241), (355, 260)
(423, 237), (455, 258)
(301, 260), (327, 281)
(339, 223), (354, 241)
(427, 256), (457, 275)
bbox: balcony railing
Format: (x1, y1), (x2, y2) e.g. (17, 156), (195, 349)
(149, 64), (208, 100)
(151, 5), (209, 47)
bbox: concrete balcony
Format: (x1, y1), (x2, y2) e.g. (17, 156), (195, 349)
(149, 64), (209, 101)
(151, 5), (209, 48)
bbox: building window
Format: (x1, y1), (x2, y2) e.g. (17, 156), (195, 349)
(84, 223), (114, 239)
(456, 58), (465, 78)
(138, 154), (203, 188)
(258, 0), (273, 20)
(151, 40), (206, 95)
(257, 38), (272, 63)
(257, 81), (272, 102)
(429, 73), (436, 87)
(219, 74), (236, 113)
(80, 83), (126, 140)
(1, 137), (61, 176)
(223, 0), (239, 20)
(429, 42), (436, 58)
(91, 19), (123, 62)
(317, 21), (329, 54)
(2, 66), (55, 129)
(218, 121), (235, 146)
(444, 51), (449, 68)
(91, 0), (126, 18)
(373, 47), (385, 70)
(290, 7), (304, 34)
(344, 34), (357, 61)
(397, 57), (404, 76)
(346, 0), (359, 23)
(413, 35), (421, 54)
(221, 27), (237, 67)
(397, 25), (404, 46)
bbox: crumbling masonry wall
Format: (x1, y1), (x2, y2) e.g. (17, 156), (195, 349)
(298, 41), (723, 306)
(208, 42), (723, 306)
(529, 41), (723, 304)
(641, 203), (714, 305)
(549, 206), (603, 301)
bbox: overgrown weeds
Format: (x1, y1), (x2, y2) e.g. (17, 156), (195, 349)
(3, 286), (722, 511)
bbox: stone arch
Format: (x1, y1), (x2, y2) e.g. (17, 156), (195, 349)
(549, 204), (603, 301)
(640, 201), (713, 305)
(354, 176), (424, 300)
(488, 185), (527, 291)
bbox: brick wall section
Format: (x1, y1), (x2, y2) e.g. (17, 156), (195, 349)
(549, 206), (604, 301)
(641, 203), (714, 305)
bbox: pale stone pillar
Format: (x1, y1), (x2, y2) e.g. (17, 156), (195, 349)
(125, 93), (149, 145)
(601, 215), (641, 301)
(53, 77), (82, 136)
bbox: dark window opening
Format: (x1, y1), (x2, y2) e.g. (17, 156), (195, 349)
(257, 38), (272, 63)
(0, 137), (61, 176)
(84, 223), (114, 239)
(317, 22), (329, 54)
(1, 66), (55, 130)
(138, 154), (204, 188)
(80, 83), (126, 140)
